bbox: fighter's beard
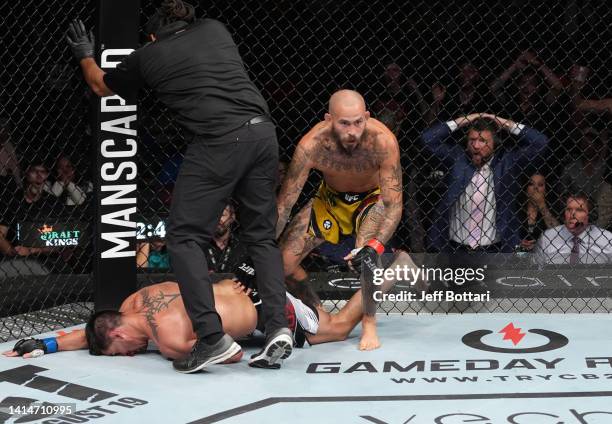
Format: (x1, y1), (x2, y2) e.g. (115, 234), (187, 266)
(331, 128), (367, 156)
(214, 227), (229, 239)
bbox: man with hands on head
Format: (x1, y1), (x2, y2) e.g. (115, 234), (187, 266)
(421, 112), (549, 254)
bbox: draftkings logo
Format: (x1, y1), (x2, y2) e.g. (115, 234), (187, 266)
(462, 322), (569, 354)
(37, 225), (81, 247)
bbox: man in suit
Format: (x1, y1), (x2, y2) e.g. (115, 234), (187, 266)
(420, 113), (549, 255)
(533, 193), (612, 265)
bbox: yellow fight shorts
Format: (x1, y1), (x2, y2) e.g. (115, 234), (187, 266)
(308, 181), (381, 244)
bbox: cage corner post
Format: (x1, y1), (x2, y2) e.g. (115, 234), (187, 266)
(93, 0), (141, 311)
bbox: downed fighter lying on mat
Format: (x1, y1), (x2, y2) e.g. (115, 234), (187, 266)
(4, 251), (419, 364)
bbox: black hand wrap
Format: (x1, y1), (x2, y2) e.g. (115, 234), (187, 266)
(355, 246), (381, 316)
(233, 260), (262, 305)
(12, 338), (46, 356)
(66, 19), (94, 61)
(233, 260), (256, 289)
(351, 246), (379, 275)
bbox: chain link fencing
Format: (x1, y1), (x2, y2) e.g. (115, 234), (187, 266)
(0, 1), (96, 341)
(1, 0), (612, 342)
(136, 0), (612, 314)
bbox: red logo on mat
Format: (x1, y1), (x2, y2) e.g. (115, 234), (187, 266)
(499, 323), (526, 345)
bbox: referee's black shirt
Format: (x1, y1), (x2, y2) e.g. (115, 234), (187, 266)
(104, 19), (270, 138)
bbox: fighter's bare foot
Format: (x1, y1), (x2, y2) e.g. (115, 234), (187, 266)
(359, 332), (381, 350)
(359, 316), (381, 350)
(359, 312), (380, 350)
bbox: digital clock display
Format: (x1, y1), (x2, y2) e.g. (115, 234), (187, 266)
(136, 219), (167, 240)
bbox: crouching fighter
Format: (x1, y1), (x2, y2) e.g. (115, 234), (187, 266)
(277, 89), (402, 350)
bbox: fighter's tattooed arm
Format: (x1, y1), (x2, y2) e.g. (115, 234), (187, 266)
(277, 138), (314, 238)
(357, 202), (386, 244)
(374, 135), (403, 244)
(281, 207), (312, 257)
(140, 289), (181, 342)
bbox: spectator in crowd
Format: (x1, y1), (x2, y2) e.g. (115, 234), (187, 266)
(45, 155), (92, 206)
(577, 97), (612, 116)
(136, 237), (170, 269)
(0, 118), (21, 204)
(205, 203), (250, 274)
(570, 70), (612, 179)
(490, 50), (563, 129)
(0, 162), (60, 258)
(561, 63), (601, 130)
(596, 115), (612, 231)
(596, 177), (612, 231)
(533, 193), (612, 265)
(566, 59), (611, 118)
(421, 113), (549, 253)
(560, 125), (609, 202)
(426, 61), (492, 125)
(518, 172), (559, 252)
(372, 62), (428, 252)
(564, 63), (593, 101)
(372, 62), (428, 136)
(136, 204), (247, 274)
(490, 50), (575, 183)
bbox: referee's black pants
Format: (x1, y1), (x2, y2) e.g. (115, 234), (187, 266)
(166, 121), (287, 339)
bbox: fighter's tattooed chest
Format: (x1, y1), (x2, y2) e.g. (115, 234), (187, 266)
(310, 136), (386, 174)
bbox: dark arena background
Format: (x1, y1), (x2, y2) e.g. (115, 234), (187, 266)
(2, 0), (612, 338)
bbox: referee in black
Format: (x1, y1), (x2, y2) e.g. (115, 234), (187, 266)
(67, 0), (292, 372)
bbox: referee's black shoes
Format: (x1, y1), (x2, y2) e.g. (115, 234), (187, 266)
(248, 327), (293, 369)
(173, 334), (242, 373)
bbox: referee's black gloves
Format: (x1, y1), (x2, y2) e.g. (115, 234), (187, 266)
(66, 19), (94, 61)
